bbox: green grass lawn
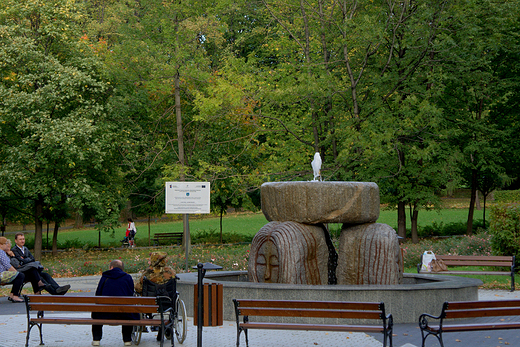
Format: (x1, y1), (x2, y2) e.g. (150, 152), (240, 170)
(30, 207), (483, 248)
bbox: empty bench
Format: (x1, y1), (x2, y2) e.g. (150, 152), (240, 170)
(24, 295), (173, 347)
(419, 300), (520, 347)
(417, 254), (515, 291)
(233, 299), (393, 347)
(152, 232), (183, 246)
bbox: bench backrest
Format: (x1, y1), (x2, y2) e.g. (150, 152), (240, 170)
(436, 255), (514, 268)
(442, 300), (520, 319)
(234, 299), (385, 320)
(25, 295), (160, 314)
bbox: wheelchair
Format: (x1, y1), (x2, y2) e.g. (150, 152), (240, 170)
(132, 276), (187, 345)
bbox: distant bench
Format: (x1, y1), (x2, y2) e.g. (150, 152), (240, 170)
(417, 254), (515, 292)
(24, 295), (172, 347)
(152, 232), (183, 246)
(419, 299), (520, 347)
(233, 299), (393, 347)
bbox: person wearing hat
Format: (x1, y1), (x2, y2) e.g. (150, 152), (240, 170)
(134, 252), (176, 295)
(135, 252), (176, 340)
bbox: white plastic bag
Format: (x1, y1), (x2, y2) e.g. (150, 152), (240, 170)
(421, 251), (436, 272)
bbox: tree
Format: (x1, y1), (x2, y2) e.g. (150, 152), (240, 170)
(435, 0), (520, 234)
(0, 0), (124, 259)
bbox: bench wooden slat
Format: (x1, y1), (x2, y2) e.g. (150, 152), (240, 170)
(28, 303), (159, 314)
(445, 300), (520, 309)
(27, 295), (156, 305)
(417, 254), (515, 292)
(436, 255), (513, 261)
(426, 322), (520, 332)
(236, 299), (381, 310)
(440, 261), (512, 267)
(240, 322), (385, 333)
(239, 307), (383, 320)
(31, 318), (164, 326)
(446, 307), (520, 319)
(419, 299), (520, 347)
(24, 294), (169, 347)
(233, 299), (392, 347)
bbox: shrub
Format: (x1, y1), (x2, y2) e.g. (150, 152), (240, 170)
(494, 190), (520, 203)
(489, 203), (520, 267)
(191, 229), (253, 244)
(401, 231), (492, 268)
(417, 220), (485, 238)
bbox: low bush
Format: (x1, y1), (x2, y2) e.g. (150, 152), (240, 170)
(417, 219), (485, 238)
(494, 190), (520, 203)
(489, 203), (520, 268)
(191, 228), (253, 244)
(401, 231), (492, 268)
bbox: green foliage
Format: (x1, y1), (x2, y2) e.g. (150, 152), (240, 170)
(418, 220), (486, 238)
(191, 228), (253, 244)
(401, 231), (492, 268)
(494, 190), (520, 203)
(489, 203), (520, 267)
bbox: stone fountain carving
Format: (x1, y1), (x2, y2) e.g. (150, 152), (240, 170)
(248, 221), (329, 284)
(249, 163), (403, 285)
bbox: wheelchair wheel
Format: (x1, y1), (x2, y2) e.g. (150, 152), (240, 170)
(131, 313), (143, 345)
(174, 297), (187, 344)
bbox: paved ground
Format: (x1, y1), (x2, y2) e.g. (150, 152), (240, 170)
(1, 276), (520, 347)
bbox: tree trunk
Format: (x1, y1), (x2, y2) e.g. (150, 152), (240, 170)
(410, 203), (419, 244)
(74, 211), (83, 228)
(398, 201), (406, 240)
(148, 215), (151, 247)
(52, 222), (60, 256)
(220, 207), (224, 244)
(34, 196), (44, 261)
(483, 193), (487, 229)
(467, 169), (477, 235)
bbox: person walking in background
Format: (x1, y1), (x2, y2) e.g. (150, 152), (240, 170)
(10, 232), (70, 295)
(126, 218), (137, 248)
(92, 259), (137, 346)
(0, 237), (25, 303)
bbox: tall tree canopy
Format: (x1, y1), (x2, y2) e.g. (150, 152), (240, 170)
(0, 0), (124, 258)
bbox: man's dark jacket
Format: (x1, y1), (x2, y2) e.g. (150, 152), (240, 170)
(11, 245), (35, 265)
(93, 267), (138, 319)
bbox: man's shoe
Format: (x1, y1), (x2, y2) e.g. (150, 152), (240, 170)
(124, 342), (132, 346)
(92, 341), (100, 346)
(56, 284), (71, 295)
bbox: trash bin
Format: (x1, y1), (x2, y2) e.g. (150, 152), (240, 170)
(194, 283), (223, 326)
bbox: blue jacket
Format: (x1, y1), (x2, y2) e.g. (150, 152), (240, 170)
(95, 267), (135, 297)
(93, 267), (137, 320)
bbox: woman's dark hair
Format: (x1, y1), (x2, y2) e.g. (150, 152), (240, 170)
(127, 218), (133, 222)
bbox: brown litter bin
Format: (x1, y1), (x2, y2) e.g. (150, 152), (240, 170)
(193, 283), (223, 326)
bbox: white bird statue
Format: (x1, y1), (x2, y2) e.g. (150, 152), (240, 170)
(311, 152), (322, 181)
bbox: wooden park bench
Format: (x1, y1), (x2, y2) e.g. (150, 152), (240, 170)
(417, 254), (515, 292)
(233, 299), (393, 347)
(152, 232), (183, 246)
(24, 295), (173, 347)
(419, 300), (520, 347)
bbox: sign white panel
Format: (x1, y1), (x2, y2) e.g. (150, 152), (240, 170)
(165, 182), (210, 214)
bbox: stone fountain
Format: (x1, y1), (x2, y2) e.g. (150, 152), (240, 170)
(176, 157), (481, 323)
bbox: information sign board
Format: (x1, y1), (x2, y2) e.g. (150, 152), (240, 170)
(165, 182), (211, 214)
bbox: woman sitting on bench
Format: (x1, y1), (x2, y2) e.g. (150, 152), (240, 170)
(0, 237), (25, 302)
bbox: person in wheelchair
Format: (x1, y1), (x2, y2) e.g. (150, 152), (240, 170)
(135, 252), (176, 340)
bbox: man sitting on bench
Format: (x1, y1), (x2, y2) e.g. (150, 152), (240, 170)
(10, 232), (70, 295)
(92, 259), (137, 346)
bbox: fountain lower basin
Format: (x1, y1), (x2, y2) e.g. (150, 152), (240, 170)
(176, 271), (481, 324)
